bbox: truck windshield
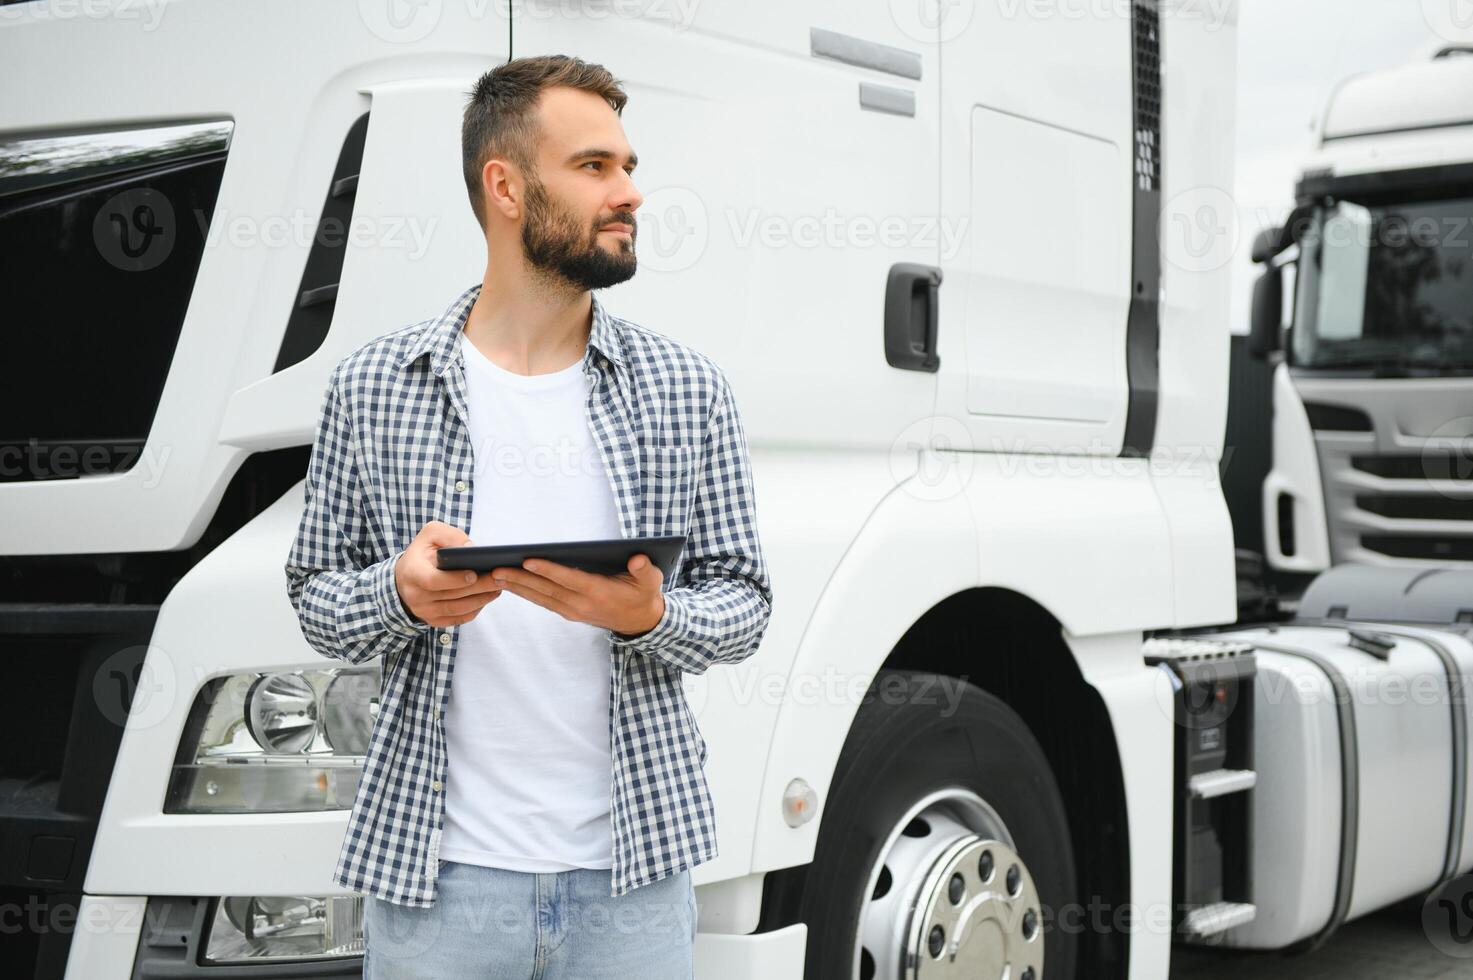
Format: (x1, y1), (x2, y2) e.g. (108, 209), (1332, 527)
(1291, 193), (1473, 373)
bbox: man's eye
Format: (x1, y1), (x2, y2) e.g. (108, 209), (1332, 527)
(583, 161), (601, 171)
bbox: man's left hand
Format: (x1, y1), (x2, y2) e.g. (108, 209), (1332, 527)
(490, 554), (665, 638)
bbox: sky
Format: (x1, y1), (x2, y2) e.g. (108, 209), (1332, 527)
(1226, 0), (1465, 332)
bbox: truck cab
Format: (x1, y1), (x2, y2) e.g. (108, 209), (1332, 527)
(1244, 47), (1473, 601)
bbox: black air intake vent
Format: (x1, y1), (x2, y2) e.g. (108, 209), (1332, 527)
(272, 111), (370, 373)
(1304, 402), (1373, 433)
(1132, 0), (1161, 192)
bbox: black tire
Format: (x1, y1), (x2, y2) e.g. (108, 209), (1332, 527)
(799, 668), (1080, 979)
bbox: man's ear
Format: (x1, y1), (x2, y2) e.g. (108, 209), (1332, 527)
(484, 159), (521, 221)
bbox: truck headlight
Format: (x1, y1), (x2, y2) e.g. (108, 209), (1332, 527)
(165, 666), (379, 813)
(204, 894), (363, 963)
(245, 673), (319, 754)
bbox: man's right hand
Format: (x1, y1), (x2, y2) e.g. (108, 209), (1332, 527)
(394, 521), (504, 628)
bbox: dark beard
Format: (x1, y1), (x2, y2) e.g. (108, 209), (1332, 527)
(520, 172), (637, 291)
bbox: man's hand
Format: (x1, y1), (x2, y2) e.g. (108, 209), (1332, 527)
(394, 521), (504, 628)
(490, 554), (665, 637)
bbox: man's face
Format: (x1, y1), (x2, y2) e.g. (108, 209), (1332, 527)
(520, 86), (643, 291)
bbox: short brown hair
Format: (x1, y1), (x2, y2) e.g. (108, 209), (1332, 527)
(461, 55), (628, 229)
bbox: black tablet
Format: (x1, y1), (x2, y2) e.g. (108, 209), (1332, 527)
(435, 534), (687, 581)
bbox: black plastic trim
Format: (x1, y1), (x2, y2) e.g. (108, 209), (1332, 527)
(272, 111), (370, 374)
(1121, 0), (1162, 457)
(1295, 161), (1473, 206)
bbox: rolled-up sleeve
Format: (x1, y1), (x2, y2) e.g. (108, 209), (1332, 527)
(284, 365), (428, 665)
(610, 369), (773, 674)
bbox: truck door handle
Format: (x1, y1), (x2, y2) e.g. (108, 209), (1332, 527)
(884, 262), (941, 372)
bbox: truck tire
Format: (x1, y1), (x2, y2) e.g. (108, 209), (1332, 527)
(799, 669), (1080, 980)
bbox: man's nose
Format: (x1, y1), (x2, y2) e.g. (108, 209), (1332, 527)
(612, 172), (643, 214)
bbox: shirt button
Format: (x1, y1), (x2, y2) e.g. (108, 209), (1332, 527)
(454, 479), (468, 493)
(431, 780), (443, 792)
(439, 632), (452, 646)
(434, 708), (442, 719)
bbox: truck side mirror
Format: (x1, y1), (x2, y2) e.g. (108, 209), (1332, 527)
(1250, 225), (1283, 264)
(1248, 264), (1283, 360)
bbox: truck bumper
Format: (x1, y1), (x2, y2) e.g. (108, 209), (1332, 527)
(65, 895), (806, 979)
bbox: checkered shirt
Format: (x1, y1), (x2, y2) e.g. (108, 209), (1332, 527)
(284, 282), (773, 904)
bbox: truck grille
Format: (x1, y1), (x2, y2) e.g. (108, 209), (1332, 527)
(1298, 378), (1473, 565)
(0, 121), (229, 484)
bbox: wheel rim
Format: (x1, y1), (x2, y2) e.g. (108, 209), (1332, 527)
(851, 787), (1045, 980)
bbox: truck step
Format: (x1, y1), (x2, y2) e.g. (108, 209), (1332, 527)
(1188, 768), (1257, 799)
(1182, 902), (1257, 939)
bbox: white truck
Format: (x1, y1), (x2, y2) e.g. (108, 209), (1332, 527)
(5, 2), (1473, 979)
(1240, 45), (1473, 604)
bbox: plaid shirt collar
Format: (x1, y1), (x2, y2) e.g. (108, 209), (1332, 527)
(399, 282), (626, 380)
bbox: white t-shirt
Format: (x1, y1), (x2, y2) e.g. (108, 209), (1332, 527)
(439, 332), (624, 872)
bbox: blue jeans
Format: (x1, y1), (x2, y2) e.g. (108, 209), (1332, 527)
(362, 860), (696, 979)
